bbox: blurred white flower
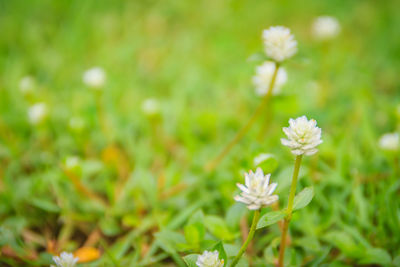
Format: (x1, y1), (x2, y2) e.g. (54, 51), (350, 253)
(28, 102), (48, 125)
(65, 156), (80, 170)
(69, 117), (85, 131)
(196, 250), (224, 267)
(141, 98), (160, 116)
(253, 61), (287, 96)
(262, 26), (297, 62)
(379, 132), (399, 151)
(19, 76), (35, 95)
(281, 116), (322, 156)
(83, 67), (106, 89)
(312, 16), (341, 41)
(52, 252), (78, 267)
(253, 153), (274, 166)
(234, 168), (278, 210)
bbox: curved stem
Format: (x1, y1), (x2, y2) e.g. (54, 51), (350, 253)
(278, 155), (302, 267)
(230, 210), (260, 267)
(205, 63), (280, 172)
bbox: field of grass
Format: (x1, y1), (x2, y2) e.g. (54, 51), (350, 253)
(0, 0), (399, 266)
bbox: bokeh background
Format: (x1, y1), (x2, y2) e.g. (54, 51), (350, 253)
(0, 0), (399, 266)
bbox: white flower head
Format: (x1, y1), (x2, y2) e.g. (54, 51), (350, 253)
(234, 168), (278, 210)
(379, 132), (399, 151)
(312, 16), (341, 41)
(19, 76), (35, 95)
(196, 250), (224, 267)
(28, 102), (48, 125)
(262, 26), (297, 62)
(83, 67), (106, 89)
(52, 252), (78, 267)
(253, 61), (287, 96)
(141, 98), (160, 116)
(281, 116), (322, 156)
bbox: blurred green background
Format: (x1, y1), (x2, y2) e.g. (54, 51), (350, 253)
(0, 0), (399, 266)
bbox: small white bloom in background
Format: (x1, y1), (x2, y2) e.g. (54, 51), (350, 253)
(281, 116), (322, 156)
(253, 153), (274, 166)
(141, 98), (160, 116)
(83, 67), (106, 89)
(262, 26), (297, 62)
(65, 156), (80, 170)
(52, 252), (78, 267)
(253, 61), (287, 96)
(69, 117), (85, 131)
(311, 16), (341, 41)
(234, 168), (278, 210)
(19, 76), (35, 95)
(378, 133), (399, 151)
(28, 102), (48, 125)
(196, 250), (224, 267)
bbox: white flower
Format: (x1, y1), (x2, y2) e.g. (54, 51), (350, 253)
(281, 116), (322, 156)
(262, 26), (297, 62)
(65, 156), (80, 170)
(141, 98), (160, 116)
(19, 76), (35, 95)
(234, 168), (278, 210)
(253, 61), (287, 96)
(52, 252), (78, 267)
(28, 103), (48, 125)
(312, 16), (340, 41)
(379, 133), (399, 151)
(196, 250), (224, 267)
(83, 67), (106, 89)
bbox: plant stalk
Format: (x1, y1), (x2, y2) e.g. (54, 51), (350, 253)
(278, 155), (302, 267)
(205, 62), (280, 172)
(231, 210), (260, 267)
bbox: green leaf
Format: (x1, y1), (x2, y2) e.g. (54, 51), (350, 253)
(293, 187), (314, 211)
(212, 242), (227, 266)
(256, 211), (285, 229)
(204, 215), (236, 241)
(183, 254), (199, 267)
(225, 203), (247, 230)
(30, 198), (60, 213)
(358, 248), (392, 265)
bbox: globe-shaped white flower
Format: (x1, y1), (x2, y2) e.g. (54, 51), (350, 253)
(281, 116), (322, 156)
(253, 61), (288, 96)
(234, 168), (278, 210)
(83, 67), (106, 89)
(311, 16), (340, 41)
(378, 132), (399, 151)
(262, 26), (297, 62)
(196, 250), (224, 267)
(52, 252), (78, 267)
(28, 102), (48, 125)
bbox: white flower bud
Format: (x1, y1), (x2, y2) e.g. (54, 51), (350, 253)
(28, 103), (48, 125)
(262, 26), (297, 62)
(253, 61), (287, 96)
(234, 168), (278, 210)
(141, 98), (160, 116)
(196, 250), (224, 267)
(281, 116), (322, 156)
(312, 16), (341, 41)
(83, 67), (106, 89)
(378, 133), (399, 151)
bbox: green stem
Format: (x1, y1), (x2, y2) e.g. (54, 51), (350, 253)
(205, 62), (280, 172)
(278, 155), (302, 267)
(230, 210), (260, 267)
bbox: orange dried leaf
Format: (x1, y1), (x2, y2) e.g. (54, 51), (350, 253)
(74, 247), (101, 263)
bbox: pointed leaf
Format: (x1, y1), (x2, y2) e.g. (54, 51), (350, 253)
(257, 211), (285, 229)
(293, 187), (314, 211)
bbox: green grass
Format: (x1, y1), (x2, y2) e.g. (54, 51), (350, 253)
(0, 0), (399, 266)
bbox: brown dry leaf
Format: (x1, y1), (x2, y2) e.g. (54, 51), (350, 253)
(74, 247), (101, 263)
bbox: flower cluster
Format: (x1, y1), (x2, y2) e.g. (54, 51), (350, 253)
(253, 61), (287, 96)
(51, 252), (78, 267)
(281, 116), (322, 156)
(234, 168), (278, 210)
(83, 67), (106, 89)
(262, 26), (297, 62)
(196, 250), (224, 267)
(379, 132), (399, 151)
